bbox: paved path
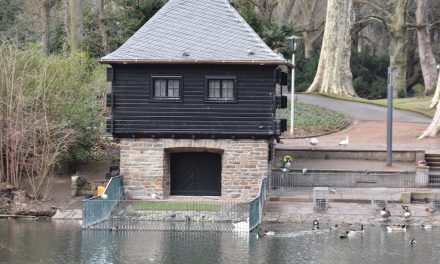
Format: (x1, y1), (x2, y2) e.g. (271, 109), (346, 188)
(297, 94), (431, 124)
(282, 94), (439, 151)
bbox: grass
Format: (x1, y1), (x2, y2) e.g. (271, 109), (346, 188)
(319, 93), (435, 118)
(133, 201), (221, 211)
(282, 100), (350, 137)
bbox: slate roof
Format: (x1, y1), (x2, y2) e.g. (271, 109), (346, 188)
(100, 0), (287, 65)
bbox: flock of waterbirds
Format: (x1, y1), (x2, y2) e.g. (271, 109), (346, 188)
(256, 205), (437, 247)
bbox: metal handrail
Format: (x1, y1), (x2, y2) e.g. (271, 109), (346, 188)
(82, 176), (123, 228)
(249, 178), (267, 231)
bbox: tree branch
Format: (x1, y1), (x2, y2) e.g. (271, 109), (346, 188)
(405, 23), (427, 30)
(353, 15), (388, 31)
(430, 20), (440, 30)
(295, 20), (325, 34)
(354, 0), (391, 16)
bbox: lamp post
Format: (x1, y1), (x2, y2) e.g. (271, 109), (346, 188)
(286, 35), (301, 137)
(386, 67), (393, 166)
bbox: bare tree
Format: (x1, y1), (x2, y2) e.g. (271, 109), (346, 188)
(419, 74), (440, 138)
(0, 42), (75, 198)
(98, 0), (110, 54)
(39, 0), (58, 55)
(280, 0), (297, 21)
(69, 0), (83, 51)
(254, 0), (278, 21)
(355, 0), (409, 96)
(273, 0), (326, 59)
(415, 0), (439, 95)
(295, 0), (326, 59)
(306, 0), (356, 96)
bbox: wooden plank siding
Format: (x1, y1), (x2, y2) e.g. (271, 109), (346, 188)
(106, 64), (285, 138)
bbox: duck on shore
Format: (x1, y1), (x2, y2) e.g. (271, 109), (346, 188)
(380, 207), (391, 219)
(402, 205), (411, 219)
(312, 219), (320, 230)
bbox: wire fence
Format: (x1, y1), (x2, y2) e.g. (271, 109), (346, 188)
(83, 199), (250, 232)
(269, 170), (440, 203)
(270, 170), (421, 189)
(82, 178), (268, 233)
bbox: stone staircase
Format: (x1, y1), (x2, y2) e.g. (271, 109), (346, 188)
(426, 153), (440, 171)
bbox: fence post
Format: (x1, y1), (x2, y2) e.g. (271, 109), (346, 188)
(415, 166), (429, 187)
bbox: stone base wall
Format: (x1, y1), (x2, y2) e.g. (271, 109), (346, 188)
(120, 138), (270, 200)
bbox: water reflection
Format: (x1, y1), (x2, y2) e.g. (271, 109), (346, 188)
(1, 219), (440, 264)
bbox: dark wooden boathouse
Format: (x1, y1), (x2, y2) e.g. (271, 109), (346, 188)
(101, 0), (289, 199)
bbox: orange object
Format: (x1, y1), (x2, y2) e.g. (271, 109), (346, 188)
(97, 186), (105, 196)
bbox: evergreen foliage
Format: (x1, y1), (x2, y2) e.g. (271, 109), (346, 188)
(294, 49), (320, 92)
(351, 50), (389, 99)
(84, 0), (165, 57)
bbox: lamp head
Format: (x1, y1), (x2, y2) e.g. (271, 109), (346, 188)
(286, 35), (301, 51)
(286, 34), (301, 40)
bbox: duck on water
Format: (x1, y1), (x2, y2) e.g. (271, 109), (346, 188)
(386, 225), (408, 232)
(340, 225), (364, 239)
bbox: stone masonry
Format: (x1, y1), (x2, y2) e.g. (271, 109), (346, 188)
(120, 138), (270, 200)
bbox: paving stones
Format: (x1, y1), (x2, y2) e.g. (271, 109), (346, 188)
(52, 209), (82, 220)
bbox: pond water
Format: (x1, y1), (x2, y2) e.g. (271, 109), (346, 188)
(1, 219), (440, 264)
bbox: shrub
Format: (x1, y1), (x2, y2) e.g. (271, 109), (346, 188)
(397, 88), (407, 98)
(351, 50), (389, 99)
(0, 44), (106, 197)
(294, 49), (320, 92)
(411, 83), (425, 97)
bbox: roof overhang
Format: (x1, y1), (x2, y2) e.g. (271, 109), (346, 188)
(99, 58), (292, 67)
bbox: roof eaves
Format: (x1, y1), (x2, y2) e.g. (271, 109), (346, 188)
(99, 58), (291, 66)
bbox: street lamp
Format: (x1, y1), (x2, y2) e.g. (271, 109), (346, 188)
(286, 35), (301, 137)
(386, 67), (393, 166)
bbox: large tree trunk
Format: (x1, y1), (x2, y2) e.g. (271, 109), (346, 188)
(98, 0), (110, 55)
(419, 74), (440, 138)
(64, 0), (71, 46)
(40, 0), (51, 55)
(69, 0), (83, 51)
(306, 0), (356, 96)
(430, 72), (440, 109)
(387, 0), (408, 97)
(416, 0), (438, 95)
(302, 31), (314, 59)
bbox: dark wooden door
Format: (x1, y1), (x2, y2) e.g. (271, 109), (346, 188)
(170, 152), (221, 196)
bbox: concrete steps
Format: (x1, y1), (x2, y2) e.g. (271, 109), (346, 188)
(426, 154), (440, 170)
